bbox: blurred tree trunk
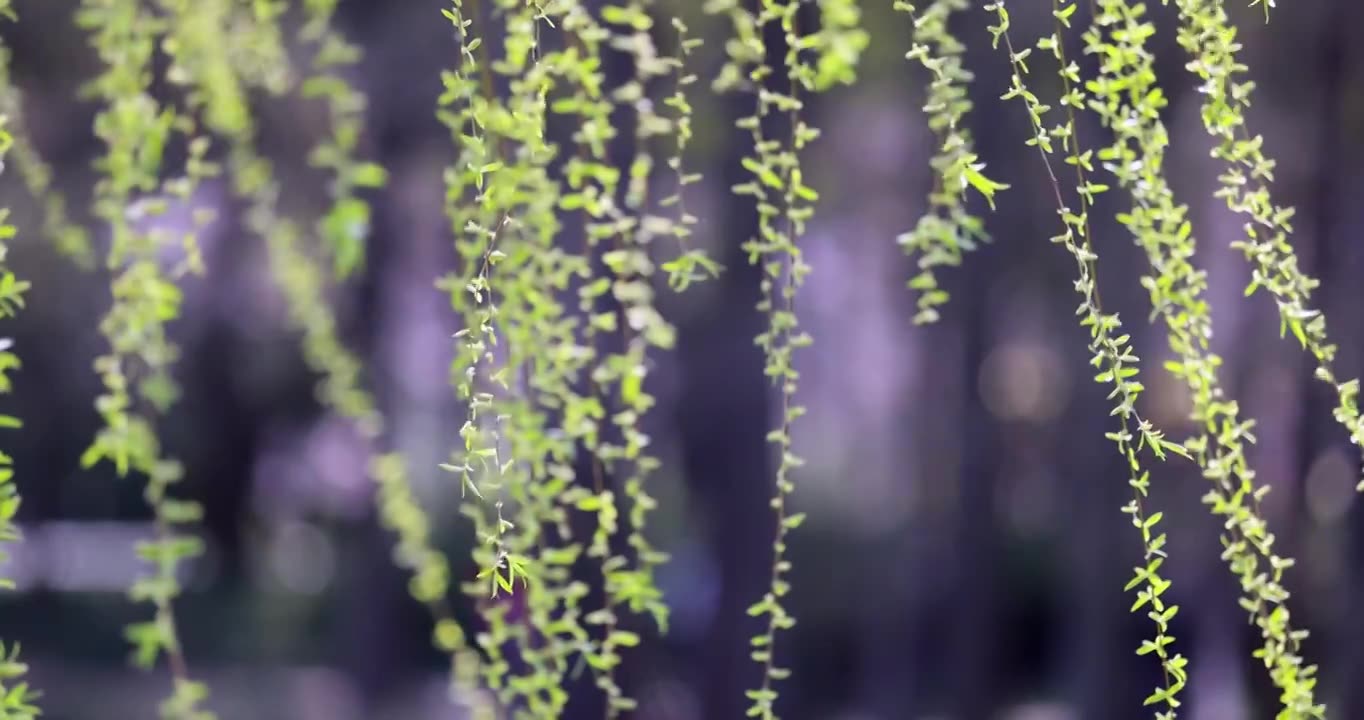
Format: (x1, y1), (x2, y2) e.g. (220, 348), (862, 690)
(1313, 0), (1364, 714)
(942, 224), (1001, 720)
(938, 26), (1015, 715)
(675, 57), (778, 720)
(333, 12), (426, 705)
(1062, 345), (1147, 718)
(181, 226), (259, 585)
(335, 207), (412, 716)
(677, 173), (774, 719)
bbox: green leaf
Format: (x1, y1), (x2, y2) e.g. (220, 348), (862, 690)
(608, 630), (641, 648)
(962, 165), (1008, 209)
(351, 162), (388, 188)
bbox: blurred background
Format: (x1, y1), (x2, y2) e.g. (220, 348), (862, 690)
(1, 0), (1363, 718)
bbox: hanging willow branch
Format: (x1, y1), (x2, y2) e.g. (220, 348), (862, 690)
(1085, 2), (1320, 717)
(893, 0), (1004, 325)
(152, 2), (502, 716)
(708, 0), (865, 716)
(0, 57), (94, 270)
(437, 0), (538, 709)
(440, 1), (605, 715)
(1173, 0), (1364, 497)
(553, 4), (640, 711)
(985, 2), (1191, 715)
(658, 17), (717, 291)
(545, 0), (695, 712)
(0, 0), (1351, 717)
(0, 5), (40, 715)
(162, 0), (505, 715)
(300, 0), (386, 279)
(76, 0), (219, 715)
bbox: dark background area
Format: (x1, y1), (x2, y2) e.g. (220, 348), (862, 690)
(1, 0), (1364, 718)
